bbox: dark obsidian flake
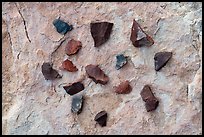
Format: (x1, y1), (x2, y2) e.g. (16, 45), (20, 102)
(85, 64), (109, 85)
(140, 85), (159, 112)
(90, 22), (113, 47)
(42, 62), (62, 80)
(63, 82), (84, 95)
(94, 111), (107, 127)
(115, 54), (127, 70)
(130, 19), (154, 47)
(71, 95), (83, 114)
(154, 52), (172, 71)
(53, 19), (73, 35)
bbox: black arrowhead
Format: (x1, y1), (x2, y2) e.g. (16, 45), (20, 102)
(63, 82), (84, 95)
(154, 52), (172, 71)
(71, 95), (83, 114)
(42, 62), (62, 80)
(90, 22), (113, 47)
(94, 111), (107, 127)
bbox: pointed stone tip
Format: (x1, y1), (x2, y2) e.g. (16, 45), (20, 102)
(115, 54), (127, 70)
(154, 51), (172, 71)
(71, 95), (83, 114)
(130, 19), (154, 47)
(90, 22), (114, 47)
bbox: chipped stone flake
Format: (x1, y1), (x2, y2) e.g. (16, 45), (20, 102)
(154, 52), (172, 71)
(61, 59), (78, 72)
(53, 19), (73, 35)
(41, 62), (62, 80)
(130, 19), (154, 47)
(65, 39), (82, 56)
(85, 64), (109, 85)
(90, 22), (113, 47)
(71, 95), (83, 114)
(63, 82), (84, 95)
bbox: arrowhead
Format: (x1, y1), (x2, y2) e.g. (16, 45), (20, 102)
(63, 82), (84, 95)
(94, 111), (108, 127)
(85, 64), (109, 85)
(140, 85), (159, 112)
(154, 52), (172, 71)
(90, 22), (113, 47)
(130, 19), (154, 47)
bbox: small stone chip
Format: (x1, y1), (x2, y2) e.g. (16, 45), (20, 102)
(71, 95), (83, 114)
(130, 19), (154, 47)
(94, 111), (108, 127)
(42, 62), (62, 80)
(85, 64), (109, 85)
(90, 22), (114, 47)
(114, 80), (132, 94)
(53, 19), (73, 35)
(63, 82), (84, 95)
(154, 52), (172, 71)
(65, 39), (82, 56)
(61, 59), (78, 72)
(140, 85), (159, 112)
(115, 54), (127, 70)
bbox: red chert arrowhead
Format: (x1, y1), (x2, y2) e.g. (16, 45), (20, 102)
(61, 59), (78, 72)
(85, 64), (109, 85)
(114, 81), (132, 94)
(65, 39), (82, 56)
(130, 19), (154, 47)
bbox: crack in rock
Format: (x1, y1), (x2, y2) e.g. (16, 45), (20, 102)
(50, 38), (66, 63)
(14, 2), (31, 43)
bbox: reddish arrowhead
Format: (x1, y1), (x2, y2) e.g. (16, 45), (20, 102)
(85, 64), (109, 85)
(130, 19), (154, 47)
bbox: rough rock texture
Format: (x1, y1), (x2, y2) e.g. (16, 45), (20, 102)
(2, 2), (202, 135)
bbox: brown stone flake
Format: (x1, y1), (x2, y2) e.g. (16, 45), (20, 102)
(42, 62), (62, 80)
(114, 81), (132, 94)
(130, 19), (154, 47)
(61, 59), (78, 72)
(140, 85), (159, 112)
(85, 64), (109, 85)
(65, 39), (82, 56)
(90, 22), (114, 47)
(154, 52), (172, 71)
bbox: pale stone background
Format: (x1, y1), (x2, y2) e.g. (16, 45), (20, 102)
(2, 2), (202, 135)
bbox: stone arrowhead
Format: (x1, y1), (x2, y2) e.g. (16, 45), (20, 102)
(114, 81), (132, 94)
(130, 19), (154, 47)
(61, 59), (78, 72)
(85, 64), (109, 85)
(63, 82), (84, 95)
(90, 22), (113, 47)
(53, 19), (73, 35)
(154, 52), (172, 71)
(94, 111), (107, 127)
(42, 62), (62, 80)
(140, 85), (159, 112)
(115, 54), (127, 70)
(71, 95), (83, 114)
(65, 39), (82, 56)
